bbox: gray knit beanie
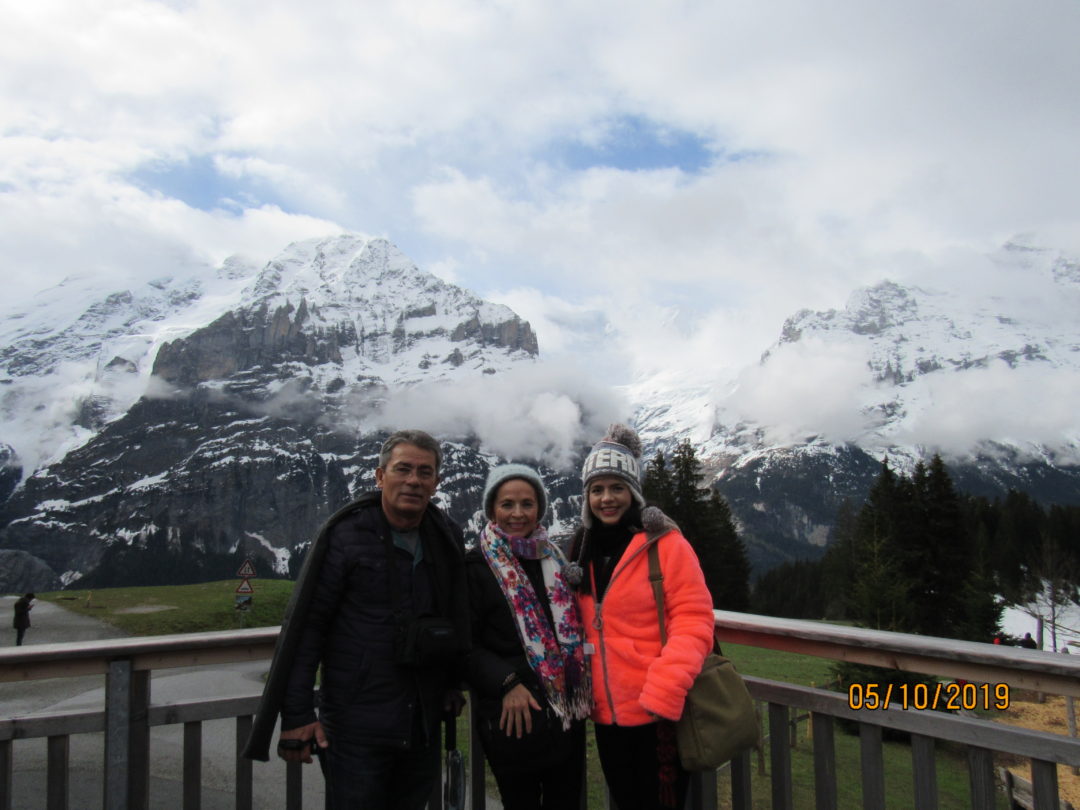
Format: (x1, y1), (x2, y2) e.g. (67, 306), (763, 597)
(580, 423), (646, 528)
(482, 463), (549, 521)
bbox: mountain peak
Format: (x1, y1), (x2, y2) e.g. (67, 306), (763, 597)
(780, 279), (925, 346)
(0, 233), (537, 485)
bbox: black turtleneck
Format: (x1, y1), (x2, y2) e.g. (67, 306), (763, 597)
(590, 506), (642, 599)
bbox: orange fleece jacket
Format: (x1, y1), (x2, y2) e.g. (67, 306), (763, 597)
(578, 526), (714, 726)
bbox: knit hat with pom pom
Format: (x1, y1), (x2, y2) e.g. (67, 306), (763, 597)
(579, 423), (646, 528)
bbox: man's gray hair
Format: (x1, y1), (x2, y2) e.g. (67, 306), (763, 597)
(378, 429), (443, 473)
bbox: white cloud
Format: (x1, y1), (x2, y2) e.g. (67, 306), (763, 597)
(485, 287), (609, 360)
(3, 0), (1080, 454)
(355, 363), (626, 471)
(0, 173), (342, 305)
(896, 362), (1080, 458)
(718, 338), (876, 445)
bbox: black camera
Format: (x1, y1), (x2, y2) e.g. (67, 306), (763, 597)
(394, 616), (459, 667)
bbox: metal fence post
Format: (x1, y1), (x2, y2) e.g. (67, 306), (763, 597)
(0, 739), (11, 810)
(105, 660), (132, 810)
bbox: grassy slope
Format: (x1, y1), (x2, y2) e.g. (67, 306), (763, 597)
(42, 580), (295, 636)
(39, 586), (1004, 808)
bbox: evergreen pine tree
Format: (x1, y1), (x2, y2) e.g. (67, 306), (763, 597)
(670, 439), (710, 539)
(993, 490), (1046, 601)
(847, 457), (1000, 641)
(849, 461), (909, 631)
(751, 559), (824, 619)
(822, 499), (859, 620)
(643, 450), (675, 514)
(904, 455), (973, 637)
(705, 489), (751, 611)
(643, 440), (751, 610)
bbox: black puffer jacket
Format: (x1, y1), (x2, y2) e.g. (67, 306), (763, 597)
(243, 492), (469, 760)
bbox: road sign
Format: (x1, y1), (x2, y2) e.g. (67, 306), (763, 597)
(237, 559), (257, 578)
(235, 579), (254, 594)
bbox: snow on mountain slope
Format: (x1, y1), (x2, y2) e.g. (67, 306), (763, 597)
(0, 256), (261, 475)
(0, 235), (537, 483)
(660, 242), (1080, 467)
(630, 243), (1080, 570)
(0, 234), (560, 590)
(3, 232), (1079, 587)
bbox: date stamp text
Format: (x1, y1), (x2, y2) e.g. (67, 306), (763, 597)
(847, 682), (1010, 712)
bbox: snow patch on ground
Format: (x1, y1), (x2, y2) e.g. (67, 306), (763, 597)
(1001, 600), (1080, 650)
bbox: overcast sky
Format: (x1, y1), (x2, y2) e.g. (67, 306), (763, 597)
(4, 0), (1080, 390)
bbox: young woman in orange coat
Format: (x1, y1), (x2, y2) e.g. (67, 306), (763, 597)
(566, 425), (715, 810)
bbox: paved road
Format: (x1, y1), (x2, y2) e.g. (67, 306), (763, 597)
(1, 596), (495, 809)
(1, 595), (326, 808)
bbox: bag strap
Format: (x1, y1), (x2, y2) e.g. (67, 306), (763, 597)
(647, 542), (668, 646)
(649, 539), (723, 656)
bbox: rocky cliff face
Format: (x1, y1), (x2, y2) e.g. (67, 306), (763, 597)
(0, 236), (555, 590)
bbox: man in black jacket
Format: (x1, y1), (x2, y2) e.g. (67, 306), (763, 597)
(243, 429), (469, 810)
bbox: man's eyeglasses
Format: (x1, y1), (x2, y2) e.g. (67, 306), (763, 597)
(387, 464), (436, 482)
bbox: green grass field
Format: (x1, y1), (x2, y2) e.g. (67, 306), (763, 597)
(39, 584), (1006, 808)
(43, 579), (295, 636)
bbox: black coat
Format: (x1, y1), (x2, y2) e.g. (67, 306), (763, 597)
(466, 549), (553, 701)
(12, 597), (31, 630)
(243, 492), (469, 761)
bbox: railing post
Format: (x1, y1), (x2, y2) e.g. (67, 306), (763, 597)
(0, 739), (11, 810)
(755, 702), (766, 777)
(687, 770), (716, 810)
(285, 760), (302, 810)
(811, 712), (837, 810)
(730, 748), (753, 810)
(130, 670), (149, 810)
(768, 703), (793, 809)
(104, 660), (149, 810)
(858, 723), (885, 810)
(910, 733), (937, 808)
(183, 721), (201, 810)
(235, 716), (253, 810)
(104, 659), (131, 810)
(967, 746), (995, 809)
(1031, 758), (1060, 810)
(46, 735), (69, 810)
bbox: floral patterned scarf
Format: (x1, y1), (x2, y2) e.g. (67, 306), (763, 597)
(479, 521), (592, 729)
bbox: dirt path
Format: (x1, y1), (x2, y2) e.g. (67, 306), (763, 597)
(997, 692), (1080, 807)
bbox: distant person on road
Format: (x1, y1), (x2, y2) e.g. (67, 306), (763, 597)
(1020, 632), (1039, 649)
(12, 592), (34, 646)
(466, 464), (591, 809)
(243, 430), (470, 810)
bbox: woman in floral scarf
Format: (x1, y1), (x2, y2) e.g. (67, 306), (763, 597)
(466, 464), (591, 810)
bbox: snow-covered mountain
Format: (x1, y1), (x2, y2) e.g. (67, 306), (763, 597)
(2, 234), (1079, 589)
(634, 242), (1080, 569)
(0, 257), (258, 476)
(0, 235), (578, 591)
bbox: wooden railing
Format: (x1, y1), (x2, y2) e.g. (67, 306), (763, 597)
(2, 614), (1079, 809)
